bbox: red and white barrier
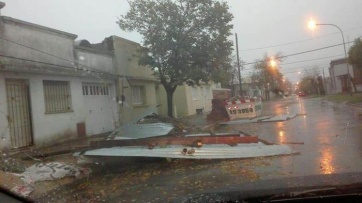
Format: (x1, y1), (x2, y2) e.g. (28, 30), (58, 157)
(224, 98), (262, 120)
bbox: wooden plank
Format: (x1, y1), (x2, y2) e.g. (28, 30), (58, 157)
(90, 134), (258, 148)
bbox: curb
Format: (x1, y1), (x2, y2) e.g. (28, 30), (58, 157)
(346, 102), (362, 109)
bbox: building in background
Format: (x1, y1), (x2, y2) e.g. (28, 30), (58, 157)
(94, 36), (159, 124)
(329, 58), (362, 93)
(158, 83), (220, 118)
(230, 77), (263, 99)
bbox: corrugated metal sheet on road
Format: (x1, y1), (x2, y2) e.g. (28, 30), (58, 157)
(82, 143), (294, 159)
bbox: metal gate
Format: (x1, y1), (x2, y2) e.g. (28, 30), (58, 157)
(5, 79), (33, 148)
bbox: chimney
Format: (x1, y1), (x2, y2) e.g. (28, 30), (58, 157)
(0, 2), (5, 16)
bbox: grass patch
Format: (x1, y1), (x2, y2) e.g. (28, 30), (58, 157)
(325, 93), (362, 104)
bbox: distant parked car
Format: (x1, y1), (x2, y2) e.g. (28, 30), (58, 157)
(298, 91), (306, 97)
(284, 92), (289, 97)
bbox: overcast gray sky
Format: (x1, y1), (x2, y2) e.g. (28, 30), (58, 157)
(2, 0), (362, 83)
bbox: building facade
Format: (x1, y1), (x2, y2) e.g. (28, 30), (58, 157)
(329, 58), (362, 93)
(158, 83), (220, 118)
(93, 36), (159, 124)
(0, 12), (118, 150)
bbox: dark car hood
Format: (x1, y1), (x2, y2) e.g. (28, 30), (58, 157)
(178, 172), (362, 202)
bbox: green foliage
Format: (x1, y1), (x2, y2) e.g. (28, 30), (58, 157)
(251, 53), (284, 90)
(298, 68), (321, 94)
(118, 0), (234, 116)
(299, 75), (315, 94)
(348, 38), (362, 70)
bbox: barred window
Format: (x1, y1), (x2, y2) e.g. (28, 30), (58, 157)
(82, 84), (109, 96)
(43, 80), (73, 113)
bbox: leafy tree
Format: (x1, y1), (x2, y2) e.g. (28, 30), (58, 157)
(348, 38), (362, 91)
(251, 54), (284, 98)
(298, 68), (321, 94)
(118, 0), (234, 117)
(348, 38), (362, 71)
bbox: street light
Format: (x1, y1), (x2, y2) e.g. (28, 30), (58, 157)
(269, 57), (277, 68)
(308, 20), (353, 96)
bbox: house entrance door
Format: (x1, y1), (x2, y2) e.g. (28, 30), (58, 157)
(5, 79), (33, 148)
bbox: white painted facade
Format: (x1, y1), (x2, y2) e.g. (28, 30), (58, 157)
(0, 15), (118, 150)
(158, 83), (220, 118)
(329, 58), (362, 93)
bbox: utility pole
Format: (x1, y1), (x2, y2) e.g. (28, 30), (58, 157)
(235, 33), (242, 96)
(322, 67), (326, 94)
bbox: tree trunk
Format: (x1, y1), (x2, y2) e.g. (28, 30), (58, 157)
(166, 88), (176, 118)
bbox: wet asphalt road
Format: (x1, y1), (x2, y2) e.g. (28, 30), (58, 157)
(38, 96), (362, 202)
(218, 95), (362, 178)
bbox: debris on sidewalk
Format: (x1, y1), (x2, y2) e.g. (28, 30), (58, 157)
(107, 106), (185, 140)
(11, 184), (34, 197)
(12, 162), (91, 184)
(220, 114), (298, 125)
(78, 142), (294, 160)
(75, 132), (295, 160)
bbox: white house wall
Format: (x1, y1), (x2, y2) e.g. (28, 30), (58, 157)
(0, 17), (76, 68)
(332, 63), (355, 78)
(76, 49), (114, 74)
(0, 72), (117, 150)
(187, 85), (214, 115)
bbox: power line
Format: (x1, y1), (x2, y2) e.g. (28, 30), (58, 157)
(0, 53), (120, 77)
(0, 36), (116, 76)
(242, 40), (354, 67)
(280, 54), (344, 66)
(282, 67), (322, 75)
(239, 26), (362, 52)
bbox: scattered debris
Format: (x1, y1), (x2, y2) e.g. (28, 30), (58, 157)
(11, 184), (34, 197)
(78, 142), (294, 160)
(282, 142), (305, 145)
(259, 114), (297, 122)
(113, 123), (175, 139)
(107, 106), (188, 140)
(220, 115), (274, 125)
(220, 114), (298, 125)
(12, 162), (91, 184)
(91, 133), (259, 148)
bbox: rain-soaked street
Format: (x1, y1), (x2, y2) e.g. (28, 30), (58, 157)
(25, 96), (362, 202)
(60, 96), (362, 202)
(217, 95), (362, 177)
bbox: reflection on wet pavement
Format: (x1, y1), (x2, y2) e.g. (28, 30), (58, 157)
(216, 96), (362, 178)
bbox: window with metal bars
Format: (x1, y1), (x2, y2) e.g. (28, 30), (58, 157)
(43, 80), (73, 113)
(82, 84), (109, 96)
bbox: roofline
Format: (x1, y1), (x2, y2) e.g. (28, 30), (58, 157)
(75, 45), (114, 56)
(1, 16), (78, 39)
(111, 35), (141, 46)
(330, 57), (347, 65)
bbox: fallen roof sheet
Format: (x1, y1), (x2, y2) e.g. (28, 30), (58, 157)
(220, 115), (274, 125)
(260, 113), (297, 122)
(107, 105), (175, 139)
(92, 134), (258, 148)
(220, 114), (298, 125)
(112, 123), (174, 140)
(80, 142), (294, 159)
